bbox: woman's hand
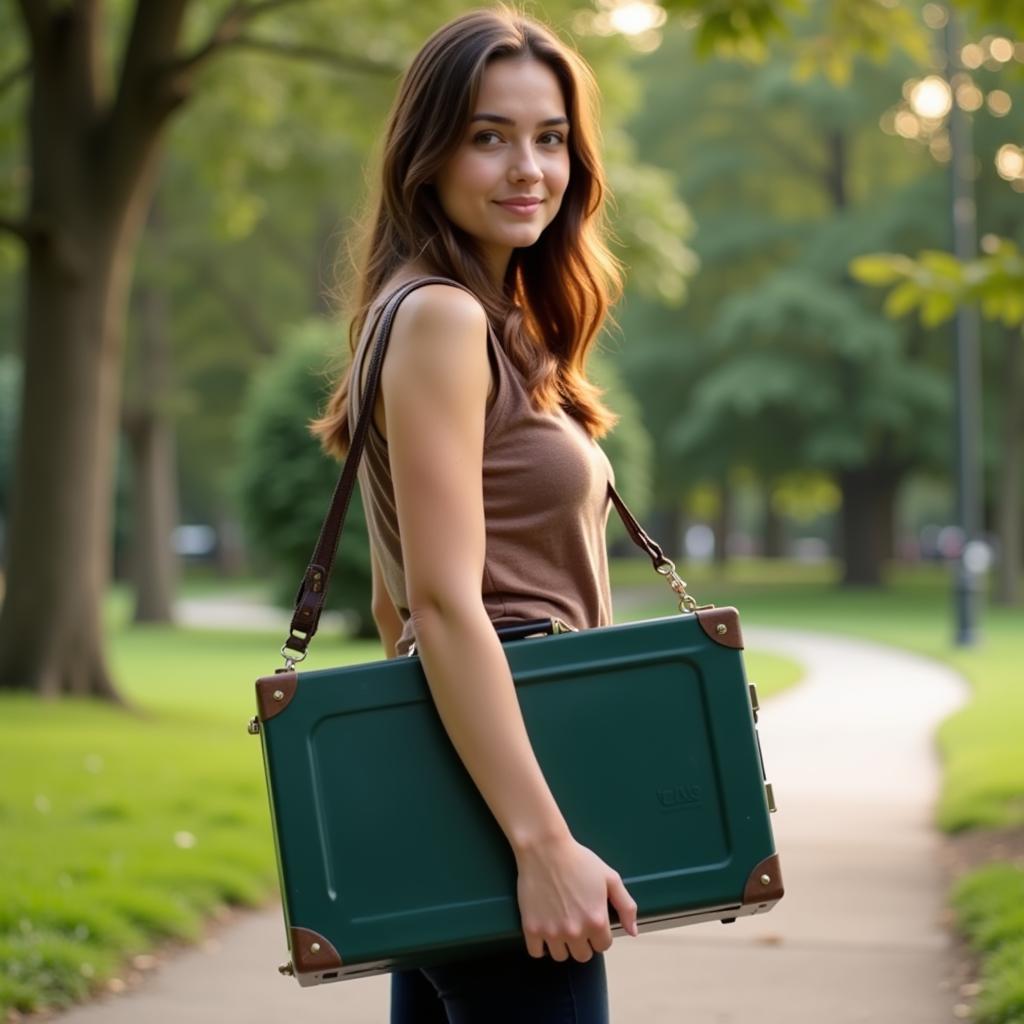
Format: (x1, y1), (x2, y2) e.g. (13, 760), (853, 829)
(515, 834), (639, 962)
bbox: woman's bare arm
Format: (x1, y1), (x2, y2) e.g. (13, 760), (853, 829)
(380, 284), (638, 961)
(381, 284), (569, 851)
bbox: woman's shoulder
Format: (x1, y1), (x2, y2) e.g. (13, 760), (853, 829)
(369, 272), (492, 363)
(371, 266), (484, 320)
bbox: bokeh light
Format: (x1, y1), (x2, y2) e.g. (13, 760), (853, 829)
(960, 43), (984, 69)
(955, 81), (984, 112)
(909, 76), (953, 119)
(986, 90), (1012, 117)
(608, 1), (666, 36)
(989, 37), (1014, 63)
(894, 110), (922, 139)
(995, 144), (1024, 181)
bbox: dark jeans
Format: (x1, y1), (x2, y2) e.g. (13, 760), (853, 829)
(389, 946), (609, 1024)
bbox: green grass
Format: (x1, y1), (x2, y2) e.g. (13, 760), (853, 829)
(0, 623), (382, 1015)
(740, 650), (803, 700)
(952, 865), (1024, 1024)
(0, 693), (272, 1013)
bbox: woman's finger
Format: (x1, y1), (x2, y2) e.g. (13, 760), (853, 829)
(608, 874), (639, 937)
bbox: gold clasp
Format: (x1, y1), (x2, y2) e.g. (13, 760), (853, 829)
(653, 557), (700, 613)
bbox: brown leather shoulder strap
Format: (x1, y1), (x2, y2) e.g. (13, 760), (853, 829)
(282, 276), (669, 660)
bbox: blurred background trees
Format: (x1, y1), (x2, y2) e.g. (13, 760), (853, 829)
(0, 0), (1021, 700)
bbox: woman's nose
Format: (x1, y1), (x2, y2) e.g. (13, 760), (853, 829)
(509, 148), (542, 181)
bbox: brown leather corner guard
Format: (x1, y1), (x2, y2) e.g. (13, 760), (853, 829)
(742, 853), (785, 906)
(256, 671), (298, 721)
(695, 606), (744, 650)
(290, 926), (343, 974)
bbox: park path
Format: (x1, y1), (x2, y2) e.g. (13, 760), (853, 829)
(55, 625), (969, 1024)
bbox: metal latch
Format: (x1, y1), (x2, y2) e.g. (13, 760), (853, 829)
(748, 683), (760, 721)
(247, 717), (261, 735)
(765, 782), (777, 813)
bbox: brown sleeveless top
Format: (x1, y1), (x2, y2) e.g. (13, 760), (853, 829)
(348, 277), (614, 657)
(348, 278), (610, 655)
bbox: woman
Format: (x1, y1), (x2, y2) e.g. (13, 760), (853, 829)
(311, 5), (638, 1021)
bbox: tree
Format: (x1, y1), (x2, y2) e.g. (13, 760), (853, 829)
(0, 1), (412, 698)
(618, 12), (960, 584)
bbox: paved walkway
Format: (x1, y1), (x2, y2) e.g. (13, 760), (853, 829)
(55, 627), (968, 1023)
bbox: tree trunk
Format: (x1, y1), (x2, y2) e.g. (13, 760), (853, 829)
(837, 466), (901, 586)
(713, 478), (732, 568)
(0, 3), (188, 696)
(213, 505), (248, 578)
(125, 237), (181, 623)
(995, 326), (1022, 605)
(761, 481), (785, 558)
(0, 229), (139, 697)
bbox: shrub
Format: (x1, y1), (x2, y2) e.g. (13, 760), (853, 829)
(235, 319), (374, 635)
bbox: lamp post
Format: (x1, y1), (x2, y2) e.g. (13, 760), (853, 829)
(942, 6), (984, 646)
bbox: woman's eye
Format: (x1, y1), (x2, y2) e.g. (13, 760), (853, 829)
(472, 131), (566, 146)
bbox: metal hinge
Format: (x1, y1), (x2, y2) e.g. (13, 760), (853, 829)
(278, 960), (294, 977)
(247, 717), (261, 735)
(765, 782), (777, 813)
(748, 682), (760, 722)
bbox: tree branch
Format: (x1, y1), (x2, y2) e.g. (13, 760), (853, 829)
(117, 0), (191, 100)
(169, 0), (315, 78)
(226, 35), (402, 76)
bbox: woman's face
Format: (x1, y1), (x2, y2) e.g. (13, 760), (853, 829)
(433, 57), (571, 282)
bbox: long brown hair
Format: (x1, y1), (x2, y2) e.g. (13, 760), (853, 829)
(310, 3), (623, 458)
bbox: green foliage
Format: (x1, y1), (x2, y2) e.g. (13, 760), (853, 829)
(852, 240), (1024, 328)
(234, 318), (374, 635)
(658, 0), (931, 82)
(953, 0), (1024, 36)
(604, 128), (700, 305)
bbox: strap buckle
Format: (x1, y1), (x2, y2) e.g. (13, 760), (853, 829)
(280, 631), (310, 671)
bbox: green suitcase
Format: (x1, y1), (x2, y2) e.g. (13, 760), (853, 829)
(251, 277), (783, 985)
(252, 604), (782, 985)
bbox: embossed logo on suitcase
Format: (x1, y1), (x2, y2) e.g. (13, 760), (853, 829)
(656, 784), (703, 810)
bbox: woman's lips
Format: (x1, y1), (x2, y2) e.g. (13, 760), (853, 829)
(496, 199), (541, 215)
